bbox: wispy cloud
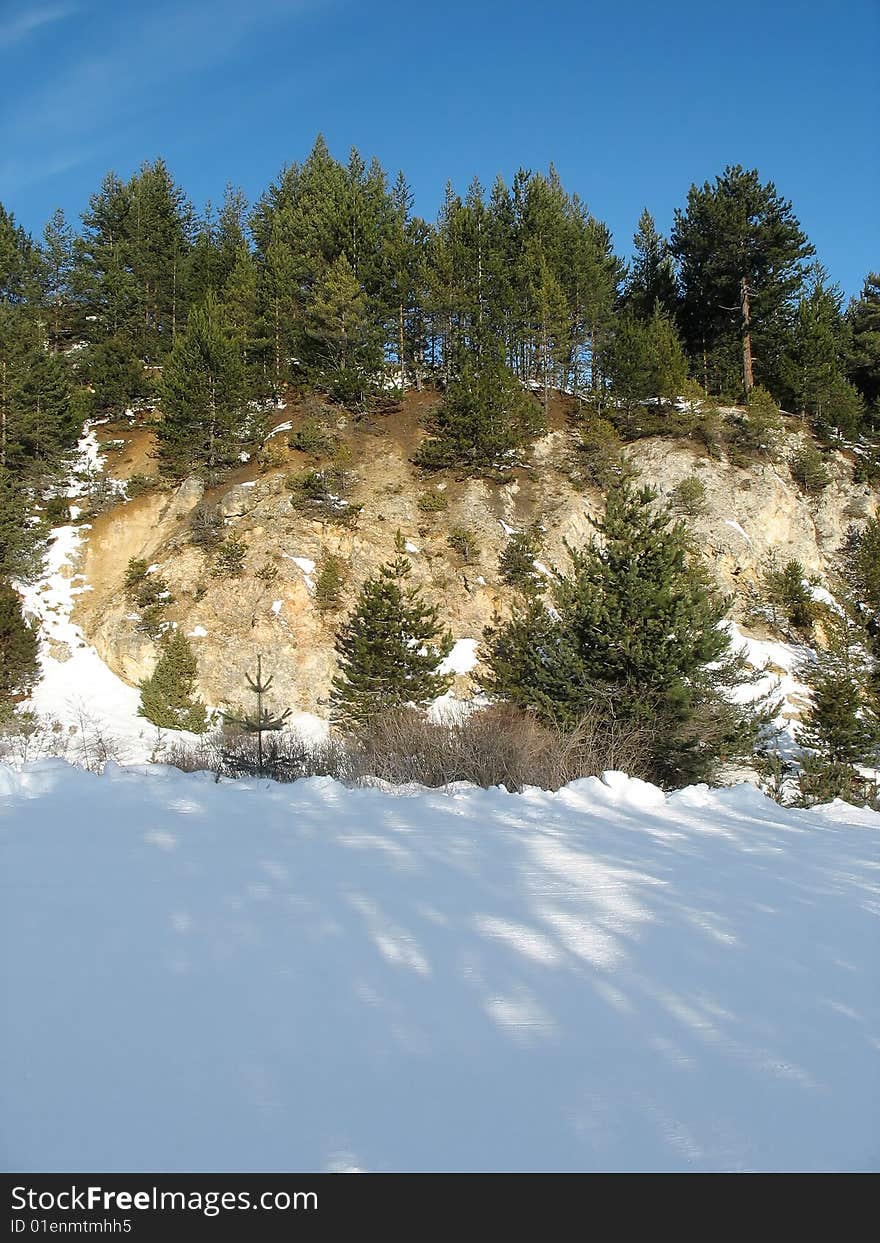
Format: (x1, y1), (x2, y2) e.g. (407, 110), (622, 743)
(0, 3), (79, 50)
(4, 0), (322, 144)
(0, 148), (97, 198)
(0, 0), (331, 197)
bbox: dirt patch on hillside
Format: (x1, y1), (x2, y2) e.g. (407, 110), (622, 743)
(94, 423), (159, 481)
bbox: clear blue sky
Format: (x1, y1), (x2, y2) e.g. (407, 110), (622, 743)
(1, 0), (877, 297)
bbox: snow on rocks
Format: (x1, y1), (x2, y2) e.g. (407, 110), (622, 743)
(263, 420), (293, 441)
(284, 555), (316, 591)
(438, 638), (479, 677)
(0, 762), (876, 1172)
(724, 519), (753, 545)
(722, 621), (814, 752)
(429, 640), (481, 723)
(805, 581), (842, 613)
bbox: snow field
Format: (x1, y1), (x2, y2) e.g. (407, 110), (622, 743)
(1, 762), (877, 1172)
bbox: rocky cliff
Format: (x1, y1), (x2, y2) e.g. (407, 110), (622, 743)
(70, 393), (877, 717)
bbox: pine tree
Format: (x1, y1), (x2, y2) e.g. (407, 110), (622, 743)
(74, 172), (138, 344)
(575, 214), (624, 400)
(0, 579), (38, 704)
(8, 344), (75, 471)
(624, 209), (678, 321)
(84, 335), (145, 413)
(214, 185), (250, 287)
(526, 242), (570, 418)
(604, 305), (688, 425)
(302, 252), (384, 404)
(223, 244), (262, 393)
(842, 517), (880, 634)
(138, 630), (207, 732)
(258, 212), (300, 392)
(387, 171), (428, 385)
(724, 385), (782, 465)
(795, 604), (879, 807)
(779, 266), (863, 433)
(222, 654), (291, 777)
(797, 651), (878, 768)
(158, 290), (246, 476)
(0, 469), (41, 578)
(481, 482), (756, 785)
(314, 555), (345, 612)
(331, 554), (453, 727)
(417, 348), (544, 471)
(846, 272), (880, 414)
(127, 159), (194, 357)
(40, 208), (76, 352)
(499, 530), (545, 596)
(0, 203), (41, 316)
(761, 558), (815, 635)
(671, 165), (814, 397)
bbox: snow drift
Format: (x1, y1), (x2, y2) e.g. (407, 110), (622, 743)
(1, 763), (878, 1172)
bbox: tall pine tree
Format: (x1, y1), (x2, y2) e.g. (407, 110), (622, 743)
(481, 482), (756, 785)
(624, 209), (678, 322)
(671, 165), (813, 397)
(158, 290), (247, 476)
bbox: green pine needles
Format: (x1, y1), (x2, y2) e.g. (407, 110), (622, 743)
(222, 654), (292, 777)
(481, 481), (762, 786)
(417, 352), (544, 473)
(138, 630), (208, 733)
(0, 580), (39, 708)
(331, 554), (453, 728)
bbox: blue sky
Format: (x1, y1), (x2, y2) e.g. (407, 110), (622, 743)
(1, 0), (876, 297)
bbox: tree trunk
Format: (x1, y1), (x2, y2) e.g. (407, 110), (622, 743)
(542, 322), (549, 419)
(255, 655), (265, 777)
(274, 295), (281, 391)
(171, 254), (178, 341)
(1, 358), (7, 468)
(208, 376), (217, 468)
(741, 275), (754, 394)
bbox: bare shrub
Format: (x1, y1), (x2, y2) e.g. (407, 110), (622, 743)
(161, 735), (223, 775)
(0, 707), (126, 772)
(161, 705), (655, 791)
(0, 714), (73, 766)
(164, 726), (349, 783)
(345, 705), (655, 792)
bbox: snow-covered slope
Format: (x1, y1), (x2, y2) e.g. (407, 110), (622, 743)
(13, 423), (327, 762)
(14, 425), (162, 762)
(1, 763), (877, 1172)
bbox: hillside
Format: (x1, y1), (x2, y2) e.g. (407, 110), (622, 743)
(23, 389), (872, 752)
(1, 760), (877, 1172)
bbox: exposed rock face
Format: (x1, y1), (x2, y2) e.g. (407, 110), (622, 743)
(628, 437), (873, 596)
(72, 402), (877, 717)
